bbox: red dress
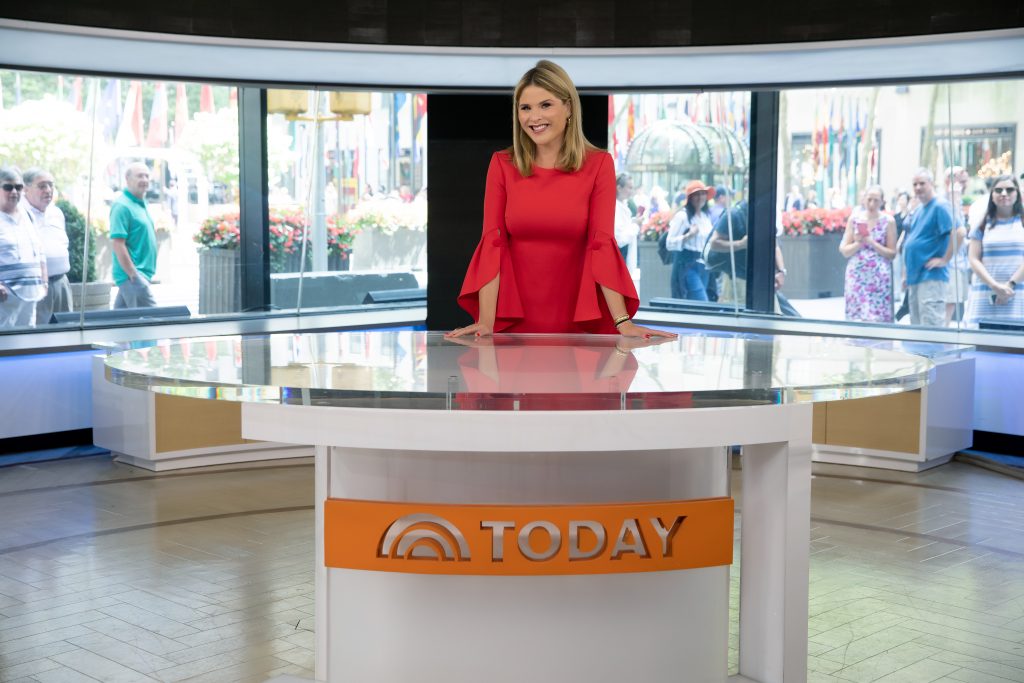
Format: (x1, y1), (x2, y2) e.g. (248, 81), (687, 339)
(458, 149), (639, 334)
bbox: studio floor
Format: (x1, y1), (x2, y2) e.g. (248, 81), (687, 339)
(0, 454), (1022, 683)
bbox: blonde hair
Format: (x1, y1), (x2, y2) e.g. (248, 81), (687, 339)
(509, 60), (597, 176)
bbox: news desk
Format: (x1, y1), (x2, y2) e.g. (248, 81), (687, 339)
(105, 331), (935, 683)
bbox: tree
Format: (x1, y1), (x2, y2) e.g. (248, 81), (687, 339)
(0, 99), (94, 191)
(920, 84), (943, 172)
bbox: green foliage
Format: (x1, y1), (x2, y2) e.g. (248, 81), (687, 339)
(59, 198), (98, 283)
(0, 100), (93, 190)
(0, 71), (59, 107)
(182, 110), (240, 189)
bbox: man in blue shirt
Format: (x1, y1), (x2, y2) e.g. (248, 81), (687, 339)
(110, 162), (158, 308)
(903, 169), (955, 327)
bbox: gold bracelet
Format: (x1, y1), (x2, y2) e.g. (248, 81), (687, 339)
(613, 315), (631, 327)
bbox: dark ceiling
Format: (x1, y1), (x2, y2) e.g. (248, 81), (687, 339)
(2, 1), (1019, 48)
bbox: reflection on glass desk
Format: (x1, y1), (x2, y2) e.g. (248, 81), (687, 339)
(104, 331), (938, 410)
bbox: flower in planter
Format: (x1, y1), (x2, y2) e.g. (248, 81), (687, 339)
(194, 212), (241, 249)
(781, 207), (853, 237)
(640, 210), (674, 241)
(327, 213), (360, 260)
(345, 198), (425, 236)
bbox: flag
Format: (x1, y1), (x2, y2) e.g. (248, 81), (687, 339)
(115, 80), (145, 147)
(174, 83), (189, 145)
(200, 84), (214, 113)
(67, 77), (83, 111)
(98, 79), (121, 142)
(627, 97), (635, 141)
(608, 96), (617, 160)
(394, 92), (409, 150)
(413, 93), (427, 169)
(146, 82), (168, 147)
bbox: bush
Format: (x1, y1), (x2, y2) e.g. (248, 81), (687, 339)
(59, 198), (98, 283)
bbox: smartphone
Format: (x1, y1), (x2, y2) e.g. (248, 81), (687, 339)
(856, 222), (869, 237)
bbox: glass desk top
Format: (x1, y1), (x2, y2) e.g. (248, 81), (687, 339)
(103, 331), (956, 411)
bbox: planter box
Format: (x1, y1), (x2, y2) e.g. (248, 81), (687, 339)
(198, 248), (241, 314)
(350, 229), (426, 271)
(638, 241), (672, 306)
(70, 281), (113, 312)
(94, 235), (113, 284)
(777, 233), (846, 300)
(199, 248), (354, 314)
(328, 253), (352, 271)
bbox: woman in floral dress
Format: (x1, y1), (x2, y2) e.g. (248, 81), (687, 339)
(839, 186), (897, 322)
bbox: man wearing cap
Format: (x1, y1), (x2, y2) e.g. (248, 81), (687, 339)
(708, 188), (749, 303)
(21, 169), (72, 324)
(110, 162), (158, 308)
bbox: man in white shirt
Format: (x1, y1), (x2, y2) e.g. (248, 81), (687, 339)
(0, 166), (46, 328)
(21, 168), (71, 324)
(614, 173), (639, 268)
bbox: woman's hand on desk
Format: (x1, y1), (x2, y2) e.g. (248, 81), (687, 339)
(616, 321), (677, 339)
(614, 335), (674, 353)
(445, 335), (495, 348)
(445, 322), (494, 339)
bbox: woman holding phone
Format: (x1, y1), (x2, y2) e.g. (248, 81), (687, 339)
(839, 185), (897, 322)
(963, 175), (1024, 328)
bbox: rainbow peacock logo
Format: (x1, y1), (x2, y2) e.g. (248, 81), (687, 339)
(377, 513), (471, 561)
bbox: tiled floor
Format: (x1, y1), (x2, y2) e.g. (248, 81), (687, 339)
(1, 454), (1022, 682)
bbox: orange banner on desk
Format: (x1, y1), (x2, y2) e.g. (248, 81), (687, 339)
(324, 498), (733, 575)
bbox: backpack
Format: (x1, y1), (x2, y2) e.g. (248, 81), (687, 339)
(657, 231), (672, 265)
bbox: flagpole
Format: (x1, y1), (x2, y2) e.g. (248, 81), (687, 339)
(80, 77), (101, 326)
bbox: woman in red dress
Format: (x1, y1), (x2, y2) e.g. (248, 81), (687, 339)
(446, 60), (675, 340)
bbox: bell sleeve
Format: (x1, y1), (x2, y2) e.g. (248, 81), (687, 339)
(457, 153), (524, 331)
(573, 152), (640, 333)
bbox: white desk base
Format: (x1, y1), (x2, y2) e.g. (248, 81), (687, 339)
(245, 402), (813, 683)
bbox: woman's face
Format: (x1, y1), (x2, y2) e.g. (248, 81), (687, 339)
(864, 190), (883, 212)
(0, 174), (23, 215)
(518, 85), (570, 150)
(897, 194), (909, 211)
(991, 180), (1019, 213)
(689, 191), (707, 211)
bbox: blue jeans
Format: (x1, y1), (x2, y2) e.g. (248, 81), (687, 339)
(670, 250), (709, 301)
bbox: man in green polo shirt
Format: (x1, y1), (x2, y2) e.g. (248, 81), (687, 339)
(110, 162), (158, 308)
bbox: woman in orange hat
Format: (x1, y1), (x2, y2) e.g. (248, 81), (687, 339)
(665, 180), (716, 300)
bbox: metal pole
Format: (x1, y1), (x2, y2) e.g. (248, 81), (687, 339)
(312, 92), (328, 272)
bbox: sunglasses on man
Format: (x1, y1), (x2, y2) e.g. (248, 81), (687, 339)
(1, 183), (24, 192)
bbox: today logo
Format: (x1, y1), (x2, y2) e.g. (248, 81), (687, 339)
(378, 513), (685, 563)
(326, 498), (733, 576)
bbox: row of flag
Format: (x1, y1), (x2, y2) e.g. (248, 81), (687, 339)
(809, 92), (878, 206)
(1, 74), (228, 149)
(609, 92), (751, 168)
